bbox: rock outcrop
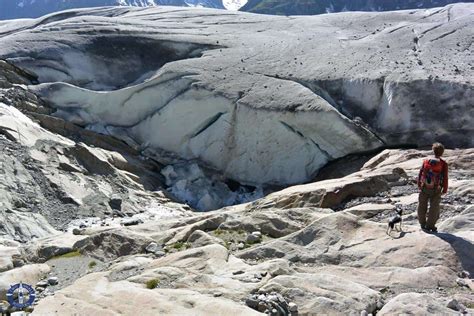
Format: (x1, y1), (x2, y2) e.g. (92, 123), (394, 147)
(0, 59), (193, 241)
(0, 5), (472, 315)
(1, 141), (472, 314)
(1, 4), (472, 187)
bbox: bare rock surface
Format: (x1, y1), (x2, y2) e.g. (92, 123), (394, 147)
(378, 292), (456, 315)
(260, 273), (381, 315)
(33, 273), (262, 316)
(12, 145), (469, 315)
(0, 5), (472, 316)
(0, 60), (194, 243)
(0, 145), (469, 315)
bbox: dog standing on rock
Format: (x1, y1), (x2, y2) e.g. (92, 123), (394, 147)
(387, 209), (403, 235)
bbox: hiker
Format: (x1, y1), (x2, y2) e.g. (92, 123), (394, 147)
(417, 142), (448, 232)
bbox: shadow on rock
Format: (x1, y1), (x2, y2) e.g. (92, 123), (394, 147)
(389, 231), (413, 240)
(433, 232), (474, 276)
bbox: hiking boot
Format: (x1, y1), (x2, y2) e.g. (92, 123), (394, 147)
(420, 224), (427, 231)
(430, 227), (438, 233)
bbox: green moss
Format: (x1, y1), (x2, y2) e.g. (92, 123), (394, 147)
(172, 242), (191, 251)
(145, 279), (160, 289)
(52, 250), (81, 259)
(88, 261), (97, 269)
(214, 228), (224, 236)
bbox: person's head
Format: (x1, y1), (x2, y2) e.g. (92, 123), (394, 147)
(432, 142), (445, 157)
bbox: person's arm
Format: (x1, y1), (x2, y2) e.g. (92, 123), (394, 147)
(442, 161), (448, 194)
(417, 161), (424, 189)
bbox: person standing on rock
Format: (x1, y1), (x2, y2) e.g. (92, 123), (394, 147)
(417, 142), (449, 233)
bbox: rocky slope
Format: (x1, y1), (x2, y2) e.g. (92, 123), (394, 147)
(0, 4), (472, 189)
(240, 0), (474, 15)
(0, 0), (225, 20)
(0, 5), (473, 315)
(0, 55), (472, 316)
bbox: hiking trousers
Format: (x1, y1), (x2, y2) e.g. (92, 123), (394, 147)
(417, 187), (442, 229)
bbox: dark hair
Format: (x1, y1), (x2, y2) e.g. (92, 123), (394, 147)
(432, 142), (445, 157)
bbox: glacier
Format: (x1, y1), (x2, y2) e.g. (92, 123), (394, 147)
(0, 4), (472, 190)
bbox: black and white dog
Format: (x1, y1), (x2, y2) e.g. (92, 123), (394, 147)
(387, 209), (403, 235)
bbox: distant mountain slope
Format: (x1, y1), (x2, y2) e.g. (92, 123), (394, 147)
(0, 0), (225, 20)
(240, 0), (474, 15)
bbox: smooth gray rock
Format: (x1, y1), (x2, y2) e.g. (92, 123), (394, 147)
(145, 243), (166, 257)
(187, 230), (225, 248)
(36, 280), (48, 288)
(288, 302), (298, 312)
(121, 218), (144, 227)
(246, 233), (261, 244)
(47, 276), (59, 285)
(378, 293), (456, 315)
(447, 299), (467, 313)
(259, 273), (380, 315)
(145, 242), (161, 254)
(73, 229), (155, 260)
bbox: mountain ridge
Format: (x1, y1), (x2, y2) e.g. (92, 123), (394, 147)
(240, 0), (474, 15)
(2, 0), (474, 20)
(0, 0), (225, 20)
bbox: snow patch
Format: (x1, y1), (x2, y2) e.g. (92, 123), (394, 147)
(223, 0), (247, 11)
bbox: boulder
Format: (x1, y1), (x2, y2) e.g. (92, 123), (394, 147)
(249, 171), (401, 210)
(378, 293), (455, 315)
(73, 229), (155, 261)
(259, 273), (381, 315)
(164, 214), (227, 245)
(186, 230), (225, 248)
(21, 233), (87, 263)
(300, 265), (457, 292)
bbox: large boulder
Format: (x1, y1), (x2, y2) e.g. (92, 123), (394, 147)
(20, 233), (87, 263)
(378, 293), (455, 315)
(259, 273), (381, 315)
(73, 229), (156, 261)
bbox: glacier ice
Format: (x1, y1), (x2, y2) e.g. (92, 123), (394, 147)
(1, 5), (472, 191)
